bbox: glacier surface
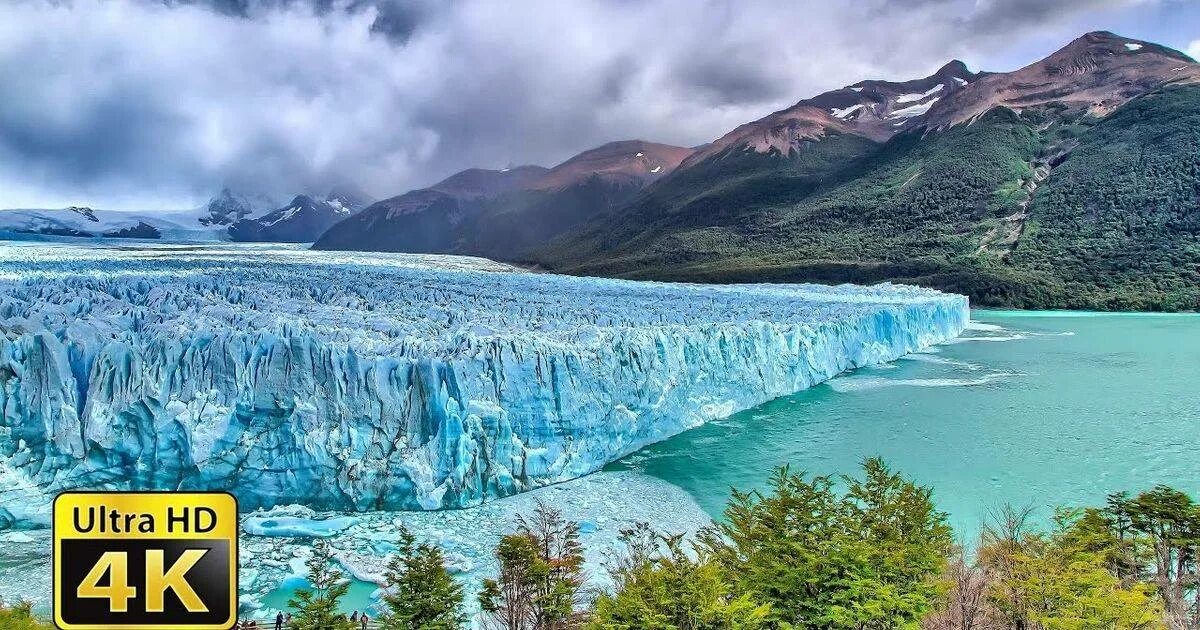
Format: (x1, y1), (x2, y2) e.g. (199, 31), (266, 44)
(0, 242), (967, 523)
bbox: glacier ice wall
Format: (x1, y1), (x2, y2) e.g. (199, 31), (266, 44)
(0, 242), (967, 522)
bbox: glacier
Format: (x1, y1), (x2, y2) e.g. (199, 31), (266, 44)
(0, 242), (967, 524)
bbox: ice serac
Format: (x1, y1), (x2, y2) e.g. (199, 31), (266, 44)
(0, 243), (967, 523)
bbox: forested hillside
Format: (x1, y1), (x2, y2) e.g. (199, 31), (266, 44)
(535, 85), (1200, 310)
(1008, 86), (1200, 310)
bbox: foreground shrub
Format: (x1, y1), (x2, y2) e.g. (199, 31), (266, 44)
(589, 526), (768, 629)
(699, 458), (953, 629)
(0, 600), (53, 630)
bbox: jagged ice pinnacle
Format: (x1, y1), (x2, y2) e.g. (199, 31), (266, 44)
(0, 243), (967, 525)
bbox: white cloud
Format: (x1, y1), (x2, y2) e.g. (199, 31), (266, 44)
(1187, 40), (1200, 60)
(0, 0), (437, 208)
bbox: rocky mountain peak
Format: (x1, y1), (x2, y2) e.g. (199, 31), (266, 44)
(920, 31), (1200, 129)
(227, 193), (353, 243)
(1042, 31), (1143, 76)
(935, 59), (971, 76)
(200, 187), (279, 226)
(677, 31), (1200, 170)
(681, 62), (980, 166)
(324, 185), (375, 212)
(429, 165), (550, 199)
(528, 140), (696, 190)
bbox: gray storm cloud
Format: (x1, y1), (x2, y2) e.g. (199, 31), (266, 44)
(0, 0), (1182, 209)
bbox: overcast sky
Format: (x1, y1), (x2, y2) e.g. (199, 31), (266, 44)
(0, 0), (1197, 210)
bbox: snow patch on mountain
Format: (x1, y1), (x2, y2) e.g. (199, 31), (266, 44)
(830, 104), (864, 119)
(261, 206), (302, 227)
(895, 83), (944, 103)
(889, 98), (941, 119)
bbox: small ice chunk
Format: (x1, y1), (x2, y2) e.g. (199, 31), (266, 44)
(1124, 43), (1143, 51)
(0, 532), (34, 543)
(244, 516), (361, 538)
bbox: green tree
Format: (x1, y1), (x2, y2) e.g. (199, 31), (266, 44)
(480, 533), (545, 630)
(700, 458), (953, 629)
(589, 526), (769, 630)
(287, 538), (355, 630)
(0, 600), (53, 630)
(1056, 505), (1145, 583)
(479, 501), (585, 629)
(978, 508), (1162, 630)
(378, 525), (466, 630)
(1105, 487), (1200, 627)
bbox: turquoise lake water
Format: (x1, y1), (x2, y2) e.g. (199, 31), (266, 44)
(259, 578), (380, 618)
(608, 311), (1200, 542)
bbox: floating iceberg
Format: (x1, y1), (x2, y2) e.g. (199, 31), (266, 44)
(0, 242), (967, 522)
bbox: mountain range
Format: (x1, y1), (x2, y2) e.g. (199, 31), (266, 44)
(316, 31), (1200, 311)
(312, 140), (695, 258)
(4, 31), (1198, 310)
(0, 186), (374, 243)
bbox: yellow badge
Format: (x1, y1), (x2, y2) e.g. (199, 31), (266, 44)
(53, 492), (239, 630)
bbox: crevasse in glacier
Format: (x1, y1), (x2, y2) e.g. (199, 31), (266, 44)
(0, 242), (967, 524)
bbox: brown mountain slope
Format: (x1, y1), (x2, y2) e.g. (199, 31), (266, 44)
(923, 31), (1199, 128)
(528, 140), (695, 190)
(312, 140), (693, 256)
(429, 165), (550, 198)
